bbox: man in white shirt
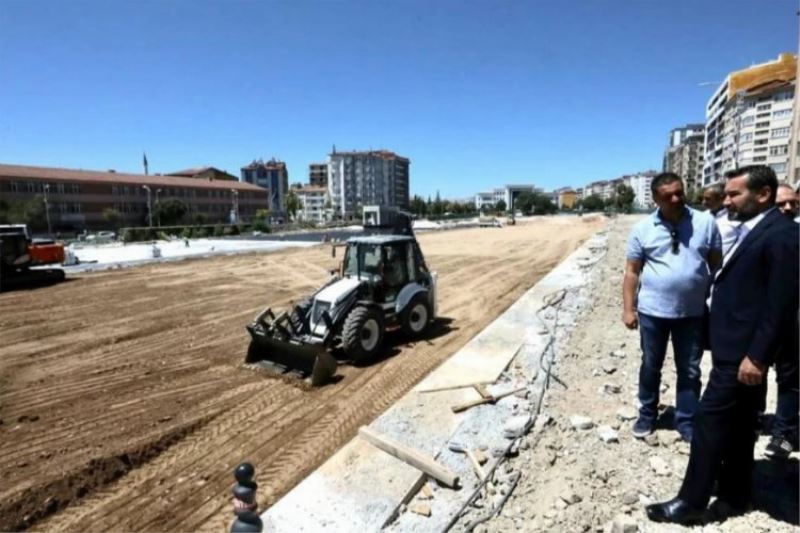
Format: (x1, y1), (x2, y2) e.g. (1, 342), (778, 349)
(703, 183), (741, 256)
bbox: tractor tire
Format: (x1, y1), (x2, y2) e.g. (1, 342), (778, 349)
(289, 298), (313, 334)
(342, 306), (385, 364)
(400, 293), (432, 338)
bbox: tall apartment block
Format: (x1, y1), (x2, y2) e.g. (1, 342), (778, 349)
(327, 149), (409, 219)
(240, 158), (289, 213)
(703, 53), (796, 186)
(663, 124), (705, 196)
(308, 162), (328, 188)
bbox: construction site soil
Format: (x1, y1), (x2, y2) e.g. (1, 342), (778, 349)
(0, 217), (602, 532)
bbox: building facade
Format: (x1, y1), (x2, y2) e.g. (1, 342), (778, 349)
(664, 124), (705, 196)
(167, 167), (238, 181)
(240, 158), (289, 214)
(626, 172), (656, 210)
(309, 162), (328, 188)
(0, 163), (268, 231)
(703, 53), (796, 186)
(327, 149), (409, 219)
(295, 186), (329, 223)
(473, 184), (541, 211)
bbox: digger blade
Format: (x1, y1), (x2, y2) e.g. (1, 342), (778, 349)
(245, 327), (337, 386)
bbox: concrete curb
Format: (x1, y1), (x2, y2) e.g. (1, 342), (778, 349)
(261, 229), (608, 532)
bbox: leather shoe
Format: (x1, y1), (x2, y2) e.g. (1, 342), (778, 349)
(646, 497), (704, 525)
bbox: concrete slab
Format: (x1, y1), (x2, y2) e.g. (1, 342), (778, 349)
(261, 232), (607, 532)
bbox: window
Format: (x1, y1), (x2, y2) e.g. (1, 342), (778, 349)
(755, 121), (769, 129)
(753, 156), (767, 162)
(770, 145), (789, 156)
(756, 103), (771, 111)
(740, 133), (753, 142)
(754, 139), (768, 146)
(771, 162), (787, 173)
(741, 116), (754, 126)
(772, 127), (790, 138)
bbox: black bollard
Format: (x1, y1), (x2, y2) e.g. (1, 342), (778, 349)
(231, 462), (263, 533)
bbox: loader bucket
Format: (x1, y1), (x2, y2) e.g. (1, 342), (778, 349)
(246, 324), (338, 386)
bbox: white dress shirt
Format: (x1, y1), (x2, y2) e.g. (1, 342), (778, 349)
(713, 208), (741, 257)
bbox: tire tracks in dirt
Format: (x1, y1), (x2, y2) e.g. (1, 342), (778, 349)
(1, 219), (602, 532)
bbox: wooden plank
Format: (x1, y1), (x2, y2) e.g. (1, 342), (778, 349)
(465, 450), (485, 480)
(358, 426), (460, 488)
(473, 384), (492, 399)
(417, 380), (494, 394)
(450, 386), (527, 413)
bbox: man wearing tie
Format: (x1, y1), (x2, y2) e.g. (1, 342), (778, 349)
(646, 165), (800, 524)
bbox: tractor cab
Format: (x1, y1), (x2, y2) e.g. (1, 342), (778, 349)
(341, 235), (429, 303)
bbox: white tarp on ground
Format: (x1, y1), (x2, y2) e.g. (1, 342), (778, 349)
(63, 238), (318, 272)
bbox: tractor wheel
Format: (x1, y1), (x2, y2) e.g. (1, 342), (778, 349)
(289, 298), (312, 334)
(400, 293), (431, 338)
(342, 306), (385, 363)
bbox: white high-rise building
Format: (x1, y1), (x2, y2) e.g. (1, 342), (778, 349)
(327, 149), (409, 220)
(625, 172), (656, 210)
(703, 53), (796, 186)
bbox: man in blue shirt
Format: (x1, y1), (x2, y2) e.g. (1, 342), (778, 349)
(623, 173), (722, 442)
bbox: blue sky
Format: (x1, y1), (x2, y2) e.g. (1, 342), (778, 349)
(0, 0), (796, 199)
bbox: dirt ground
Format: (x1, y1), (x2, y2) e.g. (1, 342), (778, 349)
(0, 217), (602, 532)
(475, 216), (799, 533)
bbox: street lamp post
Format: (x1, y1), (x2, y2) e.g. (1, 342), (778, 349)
(230, 189), (239, 224)
(43, 184), (52, 236)
(155, 189), (162, 226)
(142, 185), (152, 227)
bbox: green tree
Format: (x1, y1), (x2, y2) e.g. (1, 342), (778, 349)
(153, 199), (187, 226)
(102, 208), (123, 231)
(0, 196), (47, 231)
(410, 195), (427, 216)
(495, 199), (507, 214)
(285, 191), (301, 221)
(613, 184), (636, 213)
(253, 208), (271, 232)
(581, 194), (605, 212)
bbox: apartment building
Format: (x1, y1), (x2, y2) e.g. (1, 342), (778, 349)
(703, 53), (796, 186)
(308, 162), (328, 188)
(327, 149), (409, 219)
(240, 158), (289, 214)
(626, 172), (656, 210)
(582, 171), (656, 210)
(0, 163), (268, 231)
(295, 186), (329, 223)
(663, 124), (705, 194)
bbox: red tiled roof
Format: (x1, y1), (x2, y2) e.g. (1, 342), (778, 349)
(0, 163), (266, 192)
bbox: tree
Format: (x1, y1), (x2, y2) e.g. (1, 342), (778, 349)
(253, 209), (271, 232)
(153, 199), (187, 226)
(581, 194), (605, 212)
(530, 193), (557, 215)
(495, 199), (507, 214)
(613, 184), (636, 213)
(102, 208), (122, 231)
(0, 196), (47, 231)
(285, 191), (301, 221)
(410, 195), (427, 216)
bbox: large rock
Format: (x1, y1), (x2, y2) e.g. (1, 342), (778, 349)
(597, 425), (619, 443)
(570, 415), (594, 430)
(649, 455), (670, 476)
(615, 406), (638, 421)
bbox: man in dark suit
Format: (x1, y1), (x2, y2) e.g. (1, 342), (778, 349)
(646, 165), (800, 524)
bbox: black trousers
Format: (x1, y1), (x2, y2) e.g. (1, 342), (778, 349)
(678, 364), (766, 509)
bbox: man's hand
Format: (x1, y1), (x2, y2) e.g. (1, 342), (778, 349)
(622, 309), (639, 330)
(737, 356), (766, 386)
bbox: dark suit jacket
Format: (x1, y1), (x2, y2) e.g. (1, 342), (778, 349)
(709, 208), (799, 368)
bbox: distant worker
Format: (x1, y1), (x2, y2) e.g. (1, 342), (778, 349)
(763, 182), (800, 459)
(776, 182), (799, 221)
(623, 173), (722, 442)
(702, 183), (740, 256)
